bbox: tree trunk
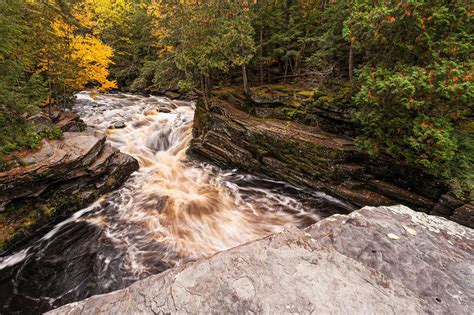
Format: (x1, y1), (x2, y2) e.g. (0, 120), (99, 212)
(200, 73), (208, 110)
(47, 59), (52, 118)
(259, 27), (264, 86)
(294, 42), (306, 75)
(267, 64), (271, 84)
(201, 73), (206, 97)
(349, 46), (354, 81)
(242, 64), (250, 97)
(206, 70), (212, 96)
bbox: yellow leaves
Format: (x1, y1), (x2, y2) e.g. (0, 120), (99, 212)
(74, 0), (97, 30)
(39, 1), (116, 92)
(51, 17), (74, 38)
(160, 45), (174, 53)
(85, 0), (133, 33)
(68, 35), (117, 91)
(100, 80), (118, 91)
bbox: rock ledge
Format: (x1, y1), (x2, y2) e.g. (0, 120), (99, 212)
(48, 205), (473, 314)
(190, 96), (472, 227)
(0, 132), (138, 251)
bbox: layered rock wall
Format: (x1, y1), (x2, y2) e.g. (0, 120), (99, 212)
(0, 130), (138, 251)
(190, 94), (472, 227)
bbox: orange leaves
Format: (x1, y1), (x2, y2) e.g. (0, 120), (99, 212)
(419, 18), (426, 30)
(400, 2), (412, 16)
(385, 16), (396, 24)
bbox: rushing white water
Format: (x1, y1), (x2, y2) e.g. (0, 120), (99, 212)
(73, 91), (346, 275)
(0, 92), (350, 313)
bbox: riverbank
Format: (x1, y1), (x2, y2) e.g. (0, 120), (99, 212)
(0, 92), (353, 314)
(0, 111), (139, 252)
(190, 85), (473, 228)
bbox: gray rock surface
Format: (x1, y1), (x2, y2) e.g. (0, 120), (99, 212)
(54, 111), (87, 132)
(28, 113), (54, 133)
(49, 205), (473, 314)
(113, 121), (126, 129)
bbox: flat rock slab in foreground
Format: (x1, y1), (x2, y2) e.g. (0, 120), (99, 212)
(49, 205), (473, 314)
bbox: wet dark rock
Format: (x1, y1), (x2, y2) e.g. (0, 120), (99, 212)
(0, 132), (139, 251)
(157, 107), (172, 113)
(190, 95), (471, 227)
(49, 110), (61, 122)
(28, 114), (53, 133)
(55, 111), (86, 132)
(451, 202), (474, 227)
(164, 91), (181, 99)
(84, 80), (101, 89)
(113, 121), (126, 129)
(183, 90), (198, 100)
(172, 100), (191, 107)
(48, 205), (474, 314)
(112, 93), (126, 99)
(135, 92), (150, 98)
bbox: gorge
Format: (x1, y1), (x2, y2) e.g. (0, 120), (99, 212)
(0, 92), (351, 314)
(0, 91), (472, 314)
(1, 1), (472, 313)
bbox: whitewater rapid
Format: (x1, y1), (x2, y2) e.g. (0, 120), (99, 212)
(0, 92), (349, 313)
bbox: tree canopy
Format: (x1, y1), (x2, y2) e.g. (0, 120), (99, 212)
(0, 0), (472, 192)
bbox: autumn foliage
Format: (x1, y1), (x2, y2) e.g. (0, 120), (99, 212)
(345, 0), (473, 193)
(1, 0), (472, 194)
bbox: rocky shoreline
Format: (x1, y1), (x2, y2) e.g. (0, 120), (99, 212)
(0, 112), (138, 252)
(48, 205), (474, 314)
(190, 87), (473, 228)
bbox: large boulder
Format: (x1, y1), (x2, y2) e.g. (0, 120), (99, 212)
(190, 95), (472, 228)
(48, 205), (473, 314)
(54, 111), (87, 132)
(0, 132), (138, 251)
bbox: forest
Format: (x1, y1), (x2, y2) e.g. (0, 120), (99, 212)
(1, 0), (472, 194)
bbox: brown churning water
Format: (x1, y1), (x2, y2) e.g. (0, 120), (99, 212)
(74, 92), (346, 273)
(0, 92), (350, 313)
(79, 95), (324, 268)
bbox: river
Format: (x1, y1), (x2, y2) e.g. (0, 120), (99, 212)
(0, 92), (350, 314)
